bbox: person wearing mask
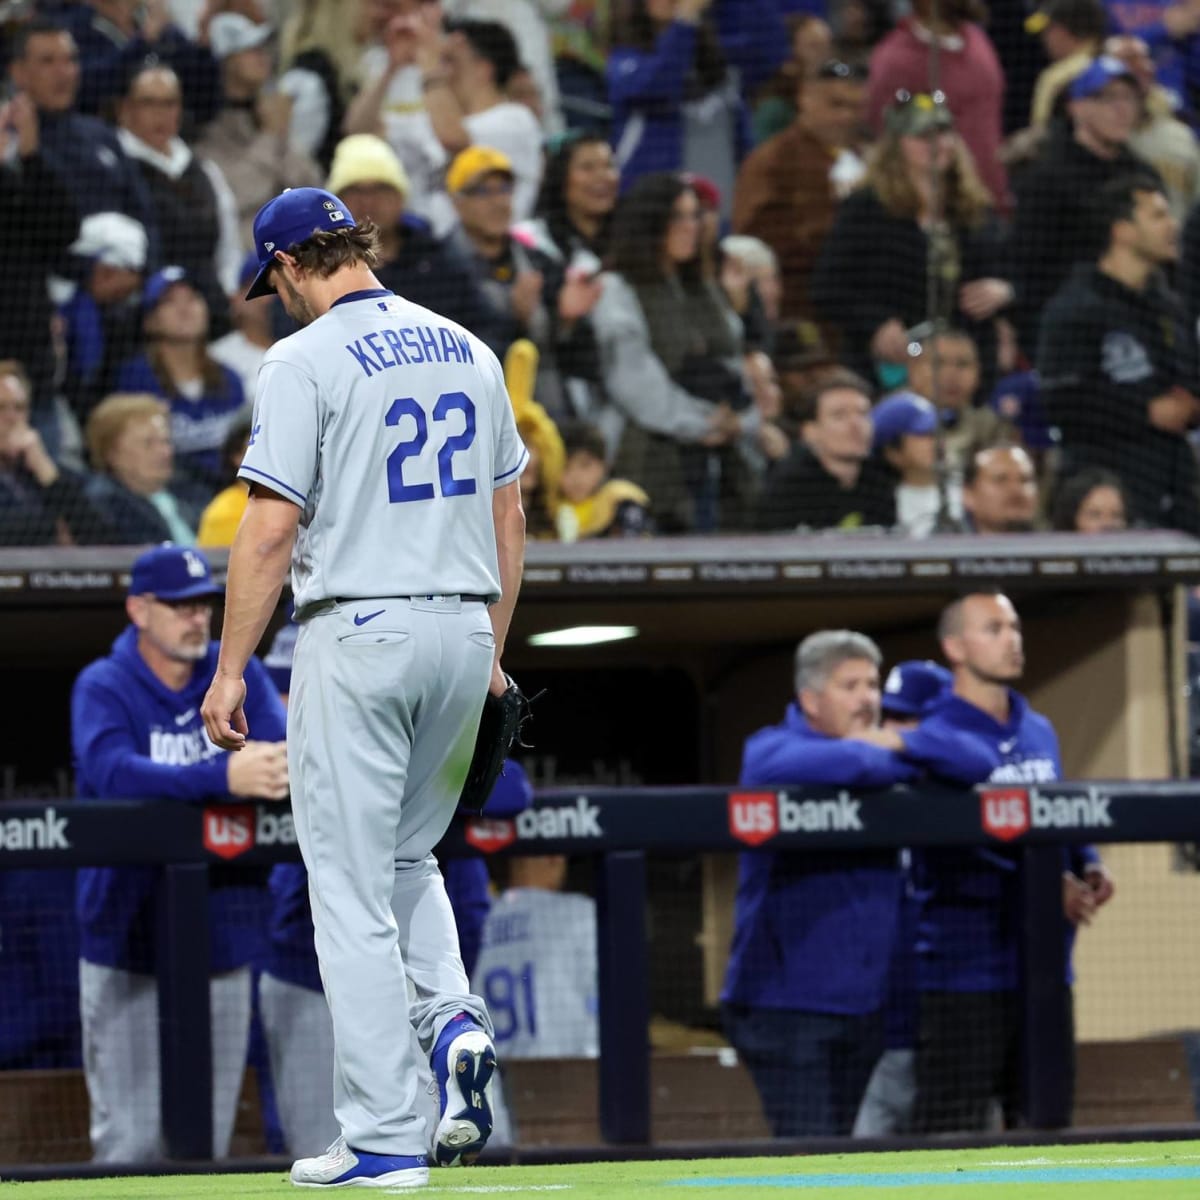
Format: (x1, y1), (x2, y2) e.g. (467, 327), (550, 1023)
(733, 58), (868, 322)
(722, 630), (917, 1137)
(607, 0), (786, 215)
(589, 171), (748, 532)
(866, 0), (1008, 209)
(811, 93), (1011, 392)
(115, 266), (247, 517)
(83, 391), (196, 545)
(756, 368), (896, 532)
(71, 544), (287, 1162)
(116, 62), (241, 329)
(900, 592), (1114, 1132)
(1038, 173), (1200, 533)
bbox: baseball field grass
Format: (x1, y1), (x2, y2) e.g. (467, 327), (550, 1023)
(6, 1141), (1200, 1199)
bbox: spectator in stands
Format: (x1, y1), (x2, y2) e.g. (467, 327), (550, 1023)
(1051, 466), (1133, 531)
(733, 57), (868, 323)
(1011, 56), (1155, 352)
(1104, 0), (1200, 120)
(589, 171), (746, 533)
(554, 419), (652, 540)
(56, 0), (220, 124)
(873, 391), (963, 538)
(471, 854), (599, 1062)
(756, 368), (896, 532)
(722, 630), (916, 1137)
(71, 544), (287, 1162)
(866, 0), (1007, 209)
(0, 81), (81, 445)
(323, 132), (502, 354)
(607, 0), (785, 214)
(515, 131), (618, 419)
(84, 391), (196, 544)
(1104, 34), (1200, 222)
(196, 415), (252, 548)
(116, 63), (241, 330)
(447, 145), (551, 355)
(1039, 173), (1200, 533)
(8, 17), (157, 253)
(811, 95), (1010, 392)
(904, 328), (1006, 480)
(1026, 0), (1107, 128)
(444, 0), (567, 133)
(197, 13), (325, 251)
(0, 360), (110, 546)
(116, 265), (246, 517)
(59, 211), (149, 422)
(718, 235), (780, 354)
(414, 17), (544, 220)
(749, 12), (834, 143)
(209, 253), (275, 403)
(506, 337), (566, 538)
(961, 443), (1040, 534)
(901, 592), (1114, 1132)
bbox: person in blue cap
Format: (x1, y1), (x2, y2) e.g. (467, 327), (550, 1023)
(70, 543), (288, 1163)
(872, 391), (964, 537)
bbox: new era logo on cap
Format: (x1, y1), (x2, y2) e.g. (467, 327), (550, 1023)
(245, 187), (356, 300)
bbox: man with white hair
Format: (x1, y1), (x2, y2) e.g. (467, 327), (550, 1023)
(722, 629), (916, 1138)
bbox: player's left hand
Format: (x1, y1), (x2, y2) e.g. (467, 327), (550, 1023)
(203, 673), (249, 750)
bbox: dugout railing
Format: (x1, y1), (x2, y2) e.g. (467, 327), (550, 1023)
(2, 780), (1200, 1163)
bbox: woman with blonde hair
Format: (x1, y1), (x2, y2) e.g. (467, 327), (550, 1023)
(810, 92), (1011, 391)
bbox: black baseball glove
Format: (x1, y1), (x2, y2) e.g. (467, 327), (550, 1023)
(458, 674), (532, 813)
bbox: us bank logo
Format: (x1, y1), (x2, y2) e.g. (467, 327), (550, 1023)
(981, 787), (1114, 841)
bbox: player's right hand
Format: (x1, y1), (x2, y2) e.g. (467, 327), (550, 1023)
(227, 741), (289, 801)
(203, 672), (248, 750)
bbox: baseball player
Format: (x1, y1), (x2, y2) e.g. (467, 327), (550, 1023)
(201, 186), (527, 1191)
(71, 544), (288, 1162)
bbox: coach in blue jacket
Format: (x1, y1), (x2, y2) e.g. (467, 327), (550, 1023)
(901, 591), (1114, 1133)
(721, 629), (917, 1137)
(71, 544), (288, 1163)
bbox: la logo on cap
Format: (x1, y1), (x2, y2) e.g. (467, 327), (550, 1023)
(183, 550), (207, 579)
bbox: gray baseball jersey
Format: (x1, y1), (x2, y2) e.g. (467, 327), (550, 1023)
(238, 289), (528, 613)
(470, 889), (598, 1060)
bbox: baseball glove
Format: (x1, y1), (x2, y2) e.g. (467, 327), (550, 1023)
(459, 675), (532, 813)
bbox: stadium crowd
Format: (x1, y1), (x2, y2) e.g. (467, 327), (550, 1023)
(1, 0), (1199, 544)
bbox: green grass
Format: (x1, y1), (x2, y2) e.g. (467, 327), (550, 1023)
(5, 1141), (1200, 1198)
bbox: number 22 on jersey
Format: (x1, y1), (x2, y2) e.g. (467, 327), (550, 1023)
(385, 390), (477, 503)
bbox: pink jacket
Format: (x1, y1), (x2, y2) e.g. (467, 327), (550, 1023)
(867, 18), (1008, 212)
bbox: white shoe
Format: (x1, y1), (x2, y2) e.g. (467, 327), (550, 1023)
(290, 1136), (429, 1189)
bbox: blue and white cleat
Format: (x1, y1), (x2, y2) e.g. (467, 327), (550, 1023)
(290, 1136), (429, 1189)
(432, 1014), (496, 1166)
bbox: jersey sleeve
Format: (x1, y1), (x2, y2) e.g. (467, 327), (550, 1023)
(238, 356), (321, 506)
(486, 352), (529, 489)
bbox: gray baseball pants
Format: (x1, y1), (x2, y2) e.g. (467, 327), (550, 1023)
(287, 596), (496, 1157)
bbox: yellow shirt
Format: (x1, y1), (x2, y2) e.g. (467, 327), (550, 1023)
(196, 482), (248, 547)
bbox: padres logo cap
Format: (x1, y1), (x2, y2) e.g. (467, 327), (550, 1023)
(246, 187), (356, 300)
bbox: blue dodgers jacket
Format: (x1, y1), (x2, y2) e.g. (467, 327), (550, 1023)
(721, 704), (917, 1015)
(263, 760), (535, 991)
(901, 691), (1099, 992)
(72, 626), (286, 974)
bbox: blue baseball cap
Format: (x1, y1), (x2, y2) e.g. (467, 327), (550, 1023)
(143, 264), (199, 313)
(872, 391), (938, 449)
(246, 187), (356, 299)
(882, 660), (952, 718)
(129, 544), (223, 602)
(989, 370), (1056, 451)
(1068, 56), (1137, 101)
